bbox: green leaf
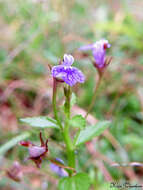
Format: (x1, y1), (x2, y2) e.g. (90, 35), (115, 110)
(75, 121), (111, 146)
(70, 115), (86, 129)
(58, 173), (91, 190)
(0, 132), (30, 156)
(20, 116), (59, 129)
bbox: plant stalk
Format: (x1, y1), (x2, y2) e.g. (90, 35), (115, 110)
(63, 85), (75, 174)
(85, 75), (102, 118)
(52, 78), (63, 129)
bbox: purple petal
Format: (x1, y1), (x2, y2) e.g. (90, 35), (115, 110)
(28, 146), (45, 158)
(79, 44), (95, 51)
(93, 49), (105, 68)
(63, 74), (77, 86)
(52, 65), (85, 86)
(95, 39), (110, 49)
(63, 54), (74, 66)
(51, 54), (85, 86)
(79, 40), (111, 68)
(93, 39), (111, 68)
(50, 163), (68, 177)
(63, 67), (85, 86)
(72, 67), (85, 83)
(51, 65), (67, 78)
(106, 43), (111, 48)
(55, 158), (64, 164)
(50, 158), (68, 177)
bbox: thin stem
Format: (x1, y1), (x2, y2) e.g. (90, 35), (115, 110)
(52, 78), (63, 129)
(52, 80), (75, 174)
(63, 85), (75, 173)
(63, 128), (75, 169)
(85, 75), (102, 118)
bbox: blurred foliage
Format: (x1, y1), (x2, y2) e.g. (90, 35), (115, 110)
(0, 0), (143, 189)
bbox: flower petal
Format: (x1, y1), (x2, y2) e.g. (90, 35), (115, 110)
(62, 67), (85, 86)
(50, 158), (68, 177)
(72, 67), (85, 83)
(79, 44), (95, 51)
(63, 54), (74, 66)
(63, 73), (77, 86)
(79, 39), (111, 68)
(28, 146), (46, 158)
(93, 49), (105, 68)
(51, 55), (85, 86)
(51, 65), (67, 78)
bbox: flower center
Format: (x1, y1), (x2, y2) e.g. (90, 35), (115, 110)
(64, 66), (72, 70)
(103, 43), (108, 49)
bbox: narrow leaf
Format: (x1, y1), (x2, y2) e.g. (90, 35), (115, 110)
(75, 121), (111, 146)
(0, 132), (30, 156)
(20, 116), (59, 129)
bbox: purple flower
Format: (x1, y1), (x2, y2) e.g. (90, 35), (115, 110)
(19, 132), (48, 168)
(50, 158), (68, 177)
(51, 54), (85, 86)
(79, 39), (111, 68)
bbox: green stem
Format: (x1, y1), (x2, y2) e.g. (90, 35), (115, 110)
(85, 75), (102, 118)
(63, 128), (75, 169)
(52, 78), (63, 129)
(52, 80), (75, 174)
(63, 85), (75, 173)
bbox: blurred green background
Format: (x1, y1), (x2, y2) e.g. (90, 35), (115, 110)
(0, 0), (143, 189)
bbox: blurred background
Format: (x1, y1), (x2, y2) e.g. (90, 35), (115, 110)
(0, 0), (143, 189)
